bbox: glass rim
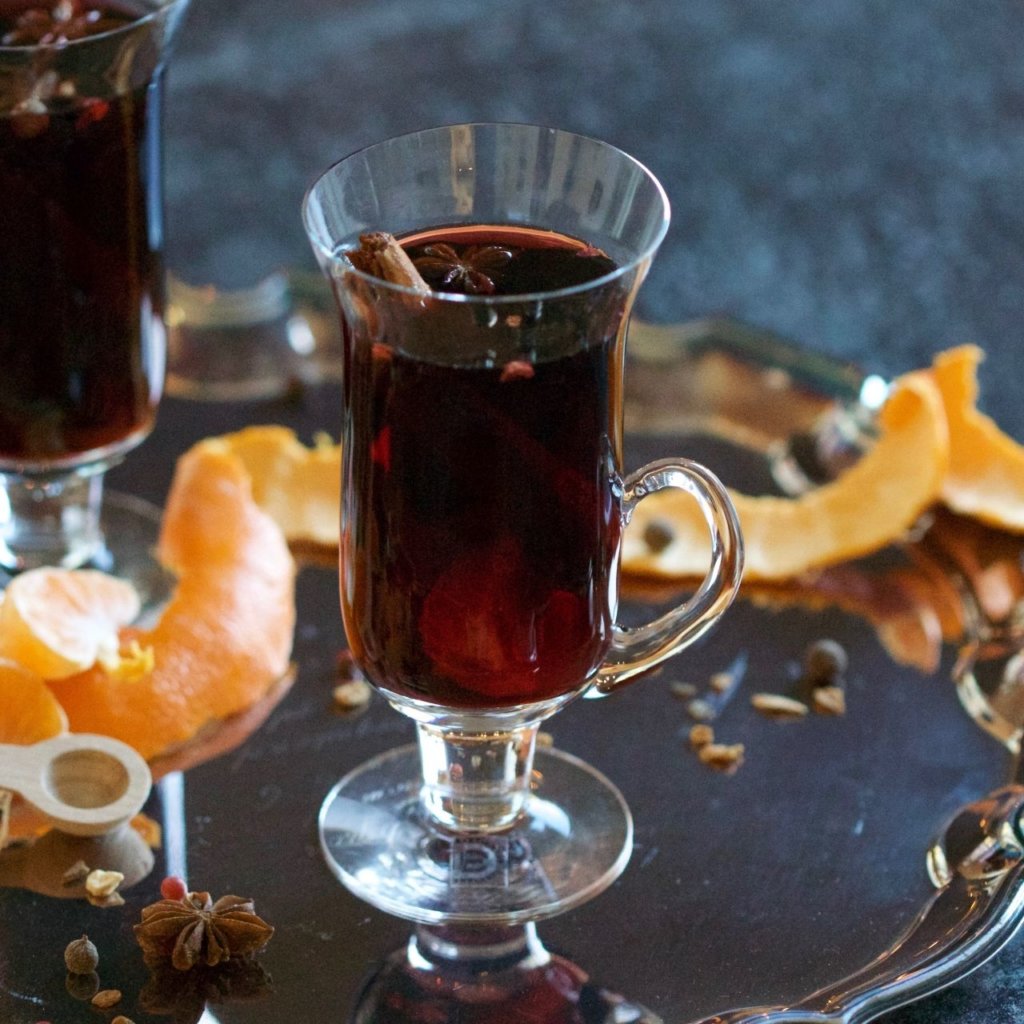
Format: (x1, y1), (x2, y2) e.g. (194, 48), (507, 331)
(302, 122), (671, 306)
(0, 0), (188, 54)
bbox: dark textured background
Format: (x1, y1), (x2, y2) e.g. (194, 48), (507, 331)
(160, 2), (1024, 1021)
(165, 0), (1024, 437)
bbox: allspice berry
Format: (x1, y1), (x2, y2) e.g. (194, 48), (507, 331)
(642, 518), (676, 554)
(64, 934), (99, 975)
(804, 638), (848, 685)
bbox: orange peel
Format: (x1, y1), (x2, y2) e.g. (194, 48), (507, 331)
(622, 370), (950, 581)
(210, 425), (341, 549)
(47, 438), (297, 762)
(931, 344), (1024, 533)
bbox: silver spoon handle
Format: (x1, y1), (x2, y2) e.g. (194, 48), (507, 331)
(688, 786), (1024, 1024)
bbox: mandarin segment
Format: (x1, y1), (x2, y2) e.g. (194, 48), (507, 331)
(48, 442), (296, 762)
(622, 371), (950, 581)
(0, 657), (68, 744)
(0, 568), (140, 680)
(932, 345), (1024, 533)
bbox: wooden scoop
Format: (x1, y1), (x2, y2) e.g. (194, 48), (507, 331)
(0, 734), (151, 837)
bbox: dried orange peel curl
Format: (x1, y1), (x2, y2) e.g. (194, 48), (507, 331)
(931, 345), (1024, 533)
(47, 437), (297, 763)
(622, 370), (950, 582)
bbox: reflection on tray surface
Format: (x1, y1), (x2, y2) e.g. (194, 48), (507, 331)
(352, 921), (659, 1024)
(3, 315), (1024, 1024)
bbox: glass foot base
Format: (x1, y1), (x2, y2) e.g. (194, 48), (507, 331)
(319, 744), (633, 925)
(1, 490), (173, 618)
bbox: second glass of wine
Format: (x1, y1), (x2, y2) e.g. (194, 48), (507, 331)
(0, 0), (190, 584)
(304, 123), (744, 923)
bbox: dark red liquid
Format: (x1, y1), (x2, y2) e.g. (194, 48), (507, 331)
(0, 0), (165, 464)
(339, 226), (629, 709)
(353, 937), (596, 1024)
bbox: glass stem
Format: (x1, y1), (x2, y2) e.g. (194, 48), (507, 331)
(0, 467), (106, 573)
(412, 920), (545, 971)
(416, 721), (540, 833)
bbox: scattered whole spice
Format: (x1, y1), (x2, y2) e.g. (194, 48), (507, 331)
(333, 678), (372, 709)
(698, 743), (745, 773)
(804, 638), (848, 685)
(64, 934), (99, 974)
(709, 671), (734, 693)
(813, 685), (847, 716)
(642, 518), (675, 554)
(111, 1016), (136, 1024)
(134, 891), (274, 970)
(91, 989), (122, 1009)
(160, 875), (188, 901)
(751, 693), (810, 719)
(85, 868), (124, 898)
(689, 723), (714, 748)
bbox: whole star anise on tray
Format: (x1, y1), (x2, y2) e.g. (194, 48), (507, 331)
(134, 891), (274, 971)
(411, 242), (515, 295)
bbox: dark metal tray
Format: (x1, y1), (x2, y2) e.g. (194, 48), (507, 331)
(1, 317), (1022, 1024)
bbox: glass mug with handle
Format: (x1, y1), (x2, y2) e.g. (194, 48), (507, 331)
(304, 123), (743, 923)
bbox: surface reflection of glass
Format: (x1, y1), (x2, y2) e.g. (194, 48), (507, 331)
(352, 922), (661, 1024)
(304, 123), (743, 923)
(164, 270), (335, 401)
(0, 0), (189, 576)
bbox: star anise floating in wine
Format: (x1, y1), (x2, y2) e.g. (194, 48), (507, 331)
(134, 891), (275, 971)
(411, 242), (515, 295)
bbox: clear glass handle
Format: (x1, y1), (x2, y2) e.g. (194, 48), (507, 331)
(595, 458), (744, 694)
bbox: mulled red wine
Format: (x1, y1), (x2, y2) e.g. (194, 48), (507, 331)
(339, 225), (630, 709)
(0, 0), (165, 464)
